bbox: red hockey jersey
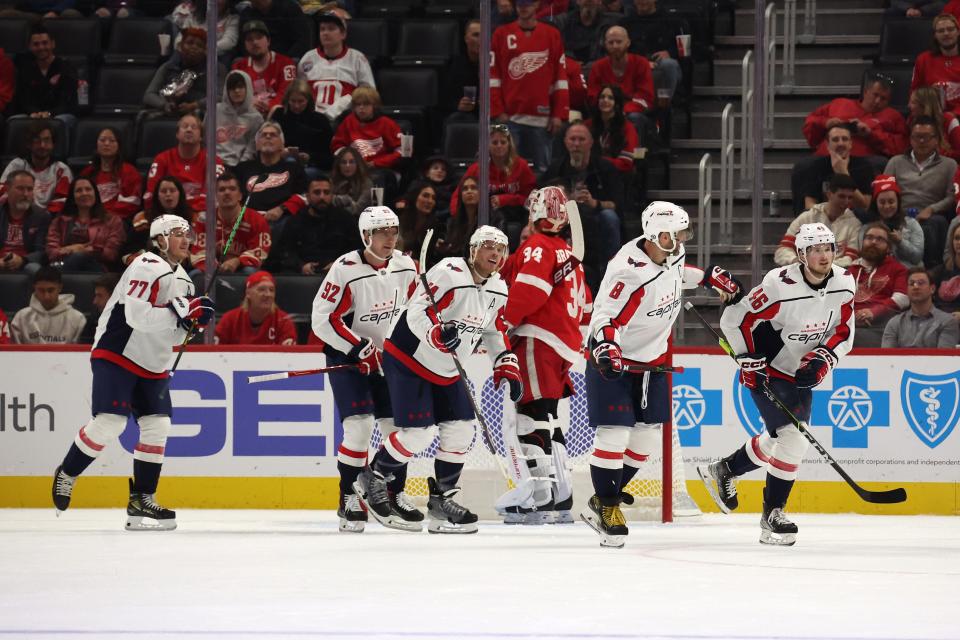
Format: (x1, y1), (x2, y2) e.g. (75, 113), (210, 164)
(912, 51), (960, 113)
(331, 112), (402, 169)
(490, 21), (569, 126)
(802, 98), (908, 157)
(0, 308), (9, 344)
(215, 306), (297, 345)
(190, 208), (271, 271)
(144, 147), (224, 213)
(232, 51), (297, 115)
(450, 158), (537, 215)
(500, 232), (590, 364)
(79, 163), (143, 220)
(587, 54), (654, 114)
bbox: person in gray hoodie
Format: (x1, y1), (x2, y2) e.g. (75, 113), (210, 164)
(214, 69), (263, 168)
(11, 266), (86, 344)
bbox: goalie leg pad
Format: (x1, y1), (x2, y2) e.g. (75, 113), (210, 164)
(768, 424), (809, 481)
(551, 438), (573, 505)
(383, 425), (438, 462)
(74, 413), (128, 459)
(133, 415), (170, 464)
(589, 426), (630, 469)
(625, 422), (660, 468)
(338, 414), (375, 468)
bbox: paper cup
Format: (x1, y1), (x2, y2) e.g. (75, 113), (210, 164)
(371, 187), (384, 206)
(158, 33), (171, 56)
(675, 34), (691, 58)
(400, 134), (414, 158)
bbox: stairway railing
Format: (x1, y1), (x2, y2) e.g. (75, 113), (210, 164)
(782, 0), (797, 90)
(719, 103), (735, 245)
(739, 50), (754, 183)
(800, 0), (816, 44)
(697, 152), (713, 271)
(764, 3), (776, 137)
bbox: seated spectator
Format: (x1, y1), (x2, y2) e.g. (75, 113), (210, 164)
(776, 174), (862, 268)
(143, 27), (225, 118)
(588, 25), (655, 145)
(0, 308), (8, 343)
(888, 1), (946, 17)
(0, 119), (72, 214)
(550, 0), (616, 66)
(8, 25), (76, 129)
(441, 19), (480, 124)
(791, 123), (875, 215)
(620, 0), (687, 108)
(859, 175), (925, 268)
(450, 125), (536, 248)
(936, 222), (960, 319)
(565, 56), (589, 116)
(215, 70), (263, 168)
(231, 19), (296, 119)
(234, 121), (308, 236)
(10, 266), (85, 344)
(0, 47), (13, 115)
(298, 11), (374, 122)
(396, 183), (441, 263)
(191, 171), (271, 274)
(330, 86), (402, 171)
(435, 176), (493, 261)
(908, 86), (958, 160)
(144, 113), (224, 213)
(803, 73), (907, 162)
(882, 267), (959, 347)
(80, 272), (120, 344)
(911, 14), (960, 117)
(848, 222), (909, 346)
(78, 127), (143, 222)
(267, 175), (356, 275)
(46, 177), (125, 272)
(123, 176), (195, 266)
(586, 84), (639, 175)
(170, 0), (239, 66)
(0, 171), (49, 275)
(239, 0), (311, 60)
(413, 156), (456, 220)
(270, 80), (334, 173)
(329, 146), (372, 216)
(884, 116), (958, 267)
(215, 270), (296, 345)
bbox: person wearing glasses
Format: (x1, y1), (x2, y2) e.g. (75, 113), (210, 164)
(882, 267), (958, 347)
(847, 222), (910, 347)
(911, 13), (960, 115)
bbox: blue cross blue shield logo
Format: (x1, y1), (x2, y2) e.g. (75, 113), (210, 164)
(670, 368), (722, 446)
(901, 370), (960, 449)
(812, 369), (888, 448)
(731, 371), (765, 436)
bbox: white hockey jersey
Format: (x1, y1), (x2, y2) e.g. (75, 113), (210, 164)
(297, 47), (375, 122)
(92, 251), (194, 376)
(384, 258), (510, 384)
(589, 241), (705, 365)
(311, 249), (418, 354)
(720, 263), (856, 380)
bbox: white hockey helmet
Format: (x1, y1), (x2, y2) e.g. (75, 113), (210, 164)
(526, 185), (569, 233)
(795, 222), (837, 264)
(149, 214), (193, 252)
(469, 225), (509, 274)
(358, 205), (400, 256)
(640, 200), (690, 253)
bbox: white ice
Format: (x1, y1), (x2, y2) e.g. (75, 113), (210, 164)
(1, 510), (957, 640)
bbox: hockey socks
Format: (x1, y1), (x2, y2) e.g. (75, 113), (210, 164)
(61, 444), (96, 478)
(763, 474), (794, 510)
(338, 461), (363, 496)
(590, 464), (623, 499)
(727, 444), (761, 476)
(133, 460), (162, 494)
(619, 464), (639, 490)
(435, 459), (464, 492)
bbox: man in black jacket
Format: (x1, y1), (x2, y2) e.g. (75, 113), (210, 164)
(9, 25), (77, 128)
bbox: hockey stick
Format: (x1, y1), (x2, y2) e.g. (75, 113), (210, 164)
(683, 301), (907, 504)
(625, 364), (684, 374)
(248, 364), (360, 384)
(418, 229), (511, 480)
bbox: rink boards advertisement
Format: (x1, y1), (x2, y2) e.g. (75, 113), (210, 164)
(0, 346), (957, 514)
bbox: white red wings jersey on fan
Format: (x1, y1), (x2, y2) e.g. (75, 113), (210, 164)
(490, 21), (569, 126)
(298, 47), (375, 121)
(311, 249), (418, 355)
(384, 257), (510, 384)
(589, 241), (704, 365)
(501, 233), (590, 363)
(91, 251), (194, 376)
(720, 263), (855, 380)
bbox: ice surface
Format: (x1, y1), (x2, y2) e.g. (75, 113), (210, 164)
(1, 510), (957, 640)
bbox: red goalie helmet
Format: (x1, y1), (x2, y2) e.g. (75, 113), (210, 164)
(526, 186), (569, 233)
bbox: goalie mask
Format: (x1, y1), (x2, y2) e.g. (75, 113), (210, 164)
(150, 214), (194, 254)
(640, 200), (691, 254)
(526, 186), (569, 233)
(794, 222), (836, 266)
(358, 205), (400, 260)
(468, 225), (509, 274)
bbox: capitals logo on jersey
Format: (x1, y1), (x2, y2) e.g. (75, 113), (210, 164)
(508, 50), (549, 80)
(901, 370), (960, 449)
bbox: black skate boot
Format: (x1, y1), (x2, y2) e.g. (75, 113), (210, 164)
(387, 490), (424, 532)
(353, 467), (416, 532)
(697, 459), (738, 513)
(125, 479), (177, 531)
(427, 477), (478, 534)
(337, 492), (367, 533)
(580, 495), (628, 548)
(760, 503), (798, 546)
(52, 465), (76, 515)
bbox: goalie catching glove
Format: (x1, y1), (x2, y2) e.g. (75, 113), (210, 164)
(348, 337), (382, 375)
(428, 321), (461, 353)
(703, 265), (744, 304)
(168, 296), (214, 331)
(795, 346), (837, 389)
(591, 340), (623, 380)
(493, 351), (524, 401)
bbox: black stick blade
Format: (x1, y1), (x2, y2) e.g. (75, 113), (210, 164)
(856, 486), (907, 504)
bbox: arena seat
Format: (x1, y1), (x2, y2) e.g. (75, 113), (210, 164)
(68, 117), (136, 169)
(346, 19), (391, 69)
(878, 18), (931, 65)
(392, 20), (460, 67)
(0, 273), (31, 316)
(103, 17), (171, 66)
(93, 65), (157, 116)
(0, 18), (30, 55)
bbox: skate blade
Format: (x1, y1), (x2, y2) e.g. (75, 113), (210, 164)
(338, 518), (366, 533)
(551, 510), (575, 524)
(522, 510), (552, 525)
(759, 529), (796, 546)
(125, 515), (177, 531)
(502, 512), (525, 525)
(578, 511), (626, 549)
(427, 519), (478, 534)
(352, 482), (393, 521)
(696, 465), (731, 514)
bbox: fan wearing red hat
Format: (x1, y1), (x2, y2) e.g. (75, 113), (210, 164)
(215, 271), (297, 345)
(859, 175), (925, 268)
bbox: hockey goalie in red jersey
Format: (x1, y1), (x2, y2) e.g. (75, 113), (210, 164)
(496, 185), (591, 524)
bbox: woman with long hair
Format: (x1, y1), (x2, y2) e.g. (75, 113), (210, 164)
(936, 222), (960, 318)
(122, 176), (195, 266)
(79, 127), (143, 221)
(270, 79), (334, 172)
(860, 175), (924, 268)
(396, 182), (441, 264)
(587, 84), (638, 175)
(435, 176), (500, 260)
(47, 176), (126, 272)
(331, 147), (374, 216)
(908, 86), (955, 159)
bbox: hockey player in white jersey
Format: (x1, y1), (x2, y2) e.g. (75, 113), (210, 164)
(698, 222), (855, 546)
(311, 206), (419, 533)
(51, 215), (214, 531)
(354, 225), (523, 534)
(581, 201), (743, 547)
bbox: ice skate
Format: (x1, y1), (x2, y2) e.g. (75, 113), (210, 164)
(427, 477), (478, 534)
(125, 479), (177, 531)
(551, 494), (574, 524)
(386, 490), (424, 532)
(52, 465), (76, 515)
(672, 491), (703, 518)
(354, 467), (415, 531)
(697, 460), (738, 513)
(337, 492), (367, 533)
(580, 495), (628, 549)
(760, 504), (798, 546)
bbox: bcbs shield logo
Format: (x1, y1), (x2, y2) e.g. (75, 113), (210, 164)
(732, 371), (765, 436)
(670, 368), (722, 447)
(901, 371), (960, 449)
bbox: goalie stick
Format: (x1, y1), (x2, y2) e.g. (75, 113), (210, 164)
(683, 301), (907, 505)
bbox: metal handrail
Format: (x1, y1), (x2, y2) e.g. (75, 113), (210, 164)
(782, 0), (796, 89)
(739, 50), (753, 183)
(764, 3), (776, 136)
(719, 103), (735, 244)
(697, 153), (713, 270)
(800, 0), (816, 44)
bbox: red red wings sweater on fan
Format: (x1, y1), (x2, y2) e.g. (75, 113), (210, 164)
(450, 158), (537, 215)
(802, 97), (908, 157)
(912, 51), (960, 113)
(215, 306), (297, 345)
(144, 147), (224, 213)
(490, 21), (569, 126)
(331, 112), (402, 169)
(232, 51), (297, 115)
(587, 54), (655, 113)
(190, 208), (271, 271)
(79, 163), (144, 220)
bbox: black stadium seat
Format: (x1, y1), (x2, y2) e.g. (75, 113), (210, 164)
(135, 118), (180, 173)
(878, 18), (931, 65)
(68, 117), (136, 168)
(41, 18), (101, 58)
(358, 0), (417, 19)
(3, 118), (69, 164)
(93, 65), (157, 116)
(0, 273), (30, 316)
(103, 17), (171, 65)
(376, 68), (439, 108)
(0, 18), (30, 55)
(346, 19), (390, 68)
(393, 20), (459, 66)
(442, 121), (479, 165)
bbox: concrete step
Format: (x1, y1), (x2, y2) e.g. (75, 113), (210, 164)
(760, 0), (883, 8)
(686, 110), (807, 139)
(712, 42), (879, 62)
(712, 58), (871, 86)
(670, 142), (811, 164)
(694, 84), (859, 98)
(690, 95), (834, 113)
(669, 162), (794, 192)
(714, 34), (880, 50)
(734, 8), (884, 37)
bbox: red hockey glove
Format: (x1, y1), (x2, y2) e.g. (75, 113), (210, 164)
(168, 296), (214, 330)
(795, 346), (837, 389)
(428, 321), (461, 353)
(493, 351), (524, 402)
(736, 352), (767, 390)
(704, 265), (744, 305)
(591, 341), (624, 380)
(348, 337), (382, 376)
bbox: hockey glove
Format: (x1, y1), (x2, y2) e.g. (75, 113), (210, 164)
(348, 337), (382, 376)
(591, 341), (624, 380)
(735, 352), (767, 390)
(428, 321), (461, 353)
(704, 265), (744, 305)
(493, 351), (524, 402)
(168, 296), (214, 331)
(795, 346), (837, 389)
